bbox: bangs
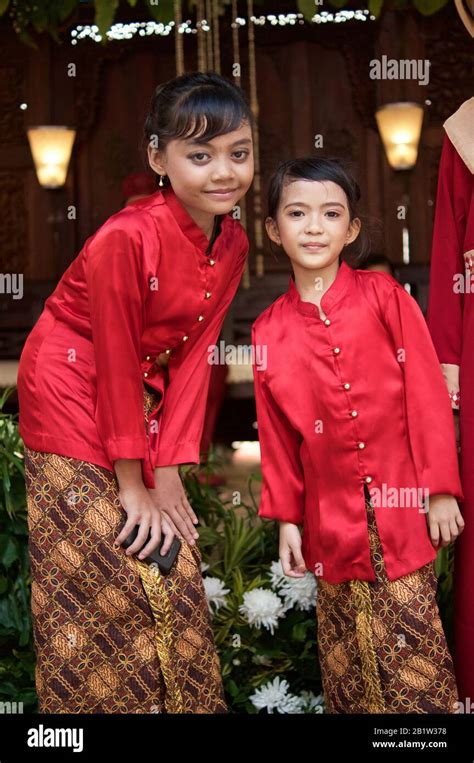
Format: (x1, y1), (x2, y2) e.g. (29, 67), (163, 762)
(169, 89), (249, 143)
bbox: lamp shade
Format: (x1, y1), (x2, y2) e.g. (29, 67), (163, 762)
(26, 126), (76, 188)
(375, 103), (424, 170)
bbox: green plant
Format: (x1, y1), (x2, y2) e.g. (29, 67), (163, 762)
(435, 544), (455, 654)
(182, 460), (323, 713)
(0, 388), (37, 711)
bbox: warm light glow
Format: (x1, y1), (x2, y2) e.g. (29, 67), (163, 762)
(231, 441), (261, 464)
(375, 103), (424, 170)
(27, 126), (76, 188)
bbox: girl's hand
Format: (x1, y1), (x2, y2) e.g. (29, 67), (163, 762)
(149, 465), (199, 547)
(114, 483), (167, 559)
(426, 494), (465, 549)
(279, 521), (306, 577)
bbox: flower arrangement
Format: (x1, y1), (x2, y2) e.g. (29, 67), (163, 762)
(182, 461), (324, 713)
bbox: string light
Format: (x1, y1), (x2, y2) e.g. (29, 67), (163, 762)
(70, 9), (373, 43)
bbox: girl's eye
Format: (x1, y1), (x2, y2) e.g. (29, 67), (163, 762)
(326, 211), (341, 218)
(189, 150), (249, 162)
(288, 210), (303, 217)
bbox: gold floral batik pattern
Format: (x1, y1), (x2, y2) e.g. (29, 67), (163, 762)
(23, 387), (226, 714)
(316, 486), (459, 714)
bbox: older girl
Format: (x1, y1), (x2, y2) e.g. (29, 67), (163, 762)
(18, 72), (254, 713)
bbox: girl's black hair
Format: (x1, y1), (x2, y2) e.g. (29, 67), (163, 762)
(142, 72), (254, 189)
(266, 156), (371, 264)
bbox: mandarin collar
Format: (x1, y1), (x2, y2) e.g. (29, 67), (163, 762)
(287, 260), (354, 316)
(161, 184), (224, 255)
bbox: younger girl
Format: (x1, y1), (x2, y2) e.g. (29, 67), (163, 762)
(18, 72), (254, 713)
(252, 157), (464, 714)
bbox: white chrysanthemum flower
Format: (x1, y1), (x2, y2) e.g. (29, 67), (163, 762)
(300, 690), (325, 713)
(278, 693), (306, 714)
(269, 559), (287, 589)
(239, 588), (286, 634)
(203, 576), (230, 613)
(250, 676), (304, 714)
(269, 560), (317, 611)
(200, 561), (210, 573)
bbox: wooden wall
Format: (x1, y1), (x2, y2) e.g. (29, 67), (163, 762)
(0, 2), (472, 359)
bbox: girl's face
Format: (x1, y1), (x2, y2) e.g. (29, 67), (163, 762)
(148, 120), (254, 217)
(265, 179), (361, 272)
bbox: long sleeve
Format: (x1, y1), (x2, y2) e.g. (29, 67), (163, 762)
(153, 237), (249, 467)
(427, 136), (466, 367)
(384, 284), (463, 502)
(86, 222), (151, 463)
(252, 323), (305, 524)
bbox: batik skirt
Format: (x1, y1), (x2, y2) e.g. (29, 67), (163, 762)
(316, 485), (459, 714)
(23, 388), (227, 714)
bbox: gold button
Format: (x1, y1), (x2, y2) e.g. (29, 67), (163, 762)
(343, 383), (351, 390)
(351, 410), (358, 418)
(205, 291), (211, 299)
(146, 355), (151, 361)
(324, 318), (331, 326)
(144, 372), (149, 378)
(333, 347), (341, 355)
(209, 259), (216, 266)
(365, 476), (373, 484)
(358, 442), (366, 449)
(182, 335), (189, 342)
(165, 349), (171, 355)
(198, 315), (204, 322)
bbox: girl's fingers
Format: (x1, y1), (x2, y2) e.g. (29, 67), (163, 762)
(137, 515), (162, 560)
(279, 549), (292, 576)
(162, 514), (181, 539)
(114, 515), (139, 548)
(175, 502), (199, 540)
(449, 518), (459, 542)
(168, 508), (197, 545)
(126, 518), (151, 556)
(456, 512), (465, 531)
(292, 547), (306, 573)
(159, 519), (175, 556)
(181, 495), (199, 524)
(280, 547), (305, 577)
(439, 521), (451, 547)
(429, 520), (440, 548)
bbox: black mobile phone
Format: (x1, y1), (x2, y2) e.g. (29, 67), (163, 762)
(122, 526), (181, 574)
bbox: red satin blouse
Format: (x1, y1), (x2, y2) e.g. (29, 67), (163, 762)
(17, 184), (249, 488)
(252, 261), (463, 583)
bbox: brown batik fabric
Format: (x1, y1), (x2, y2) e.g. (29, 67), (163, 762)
(316, 486), (459, 714)
(23, 387), (227, 714)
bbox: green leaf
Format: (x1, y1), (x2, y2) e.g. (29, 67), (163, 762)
(368, 0), (384, 16)
(0, 535), (18, 568)
(58, 0), (77, 23)
(94, 0), (120, 39)
(146, 0), (175, 23)
(412, 0), (449, 15)
(296, 0), (318, 23)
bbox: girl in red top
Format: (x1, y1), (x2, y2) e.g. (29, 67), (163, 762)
(18, 72), (254, 713)
(252, 157), (464, 714)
